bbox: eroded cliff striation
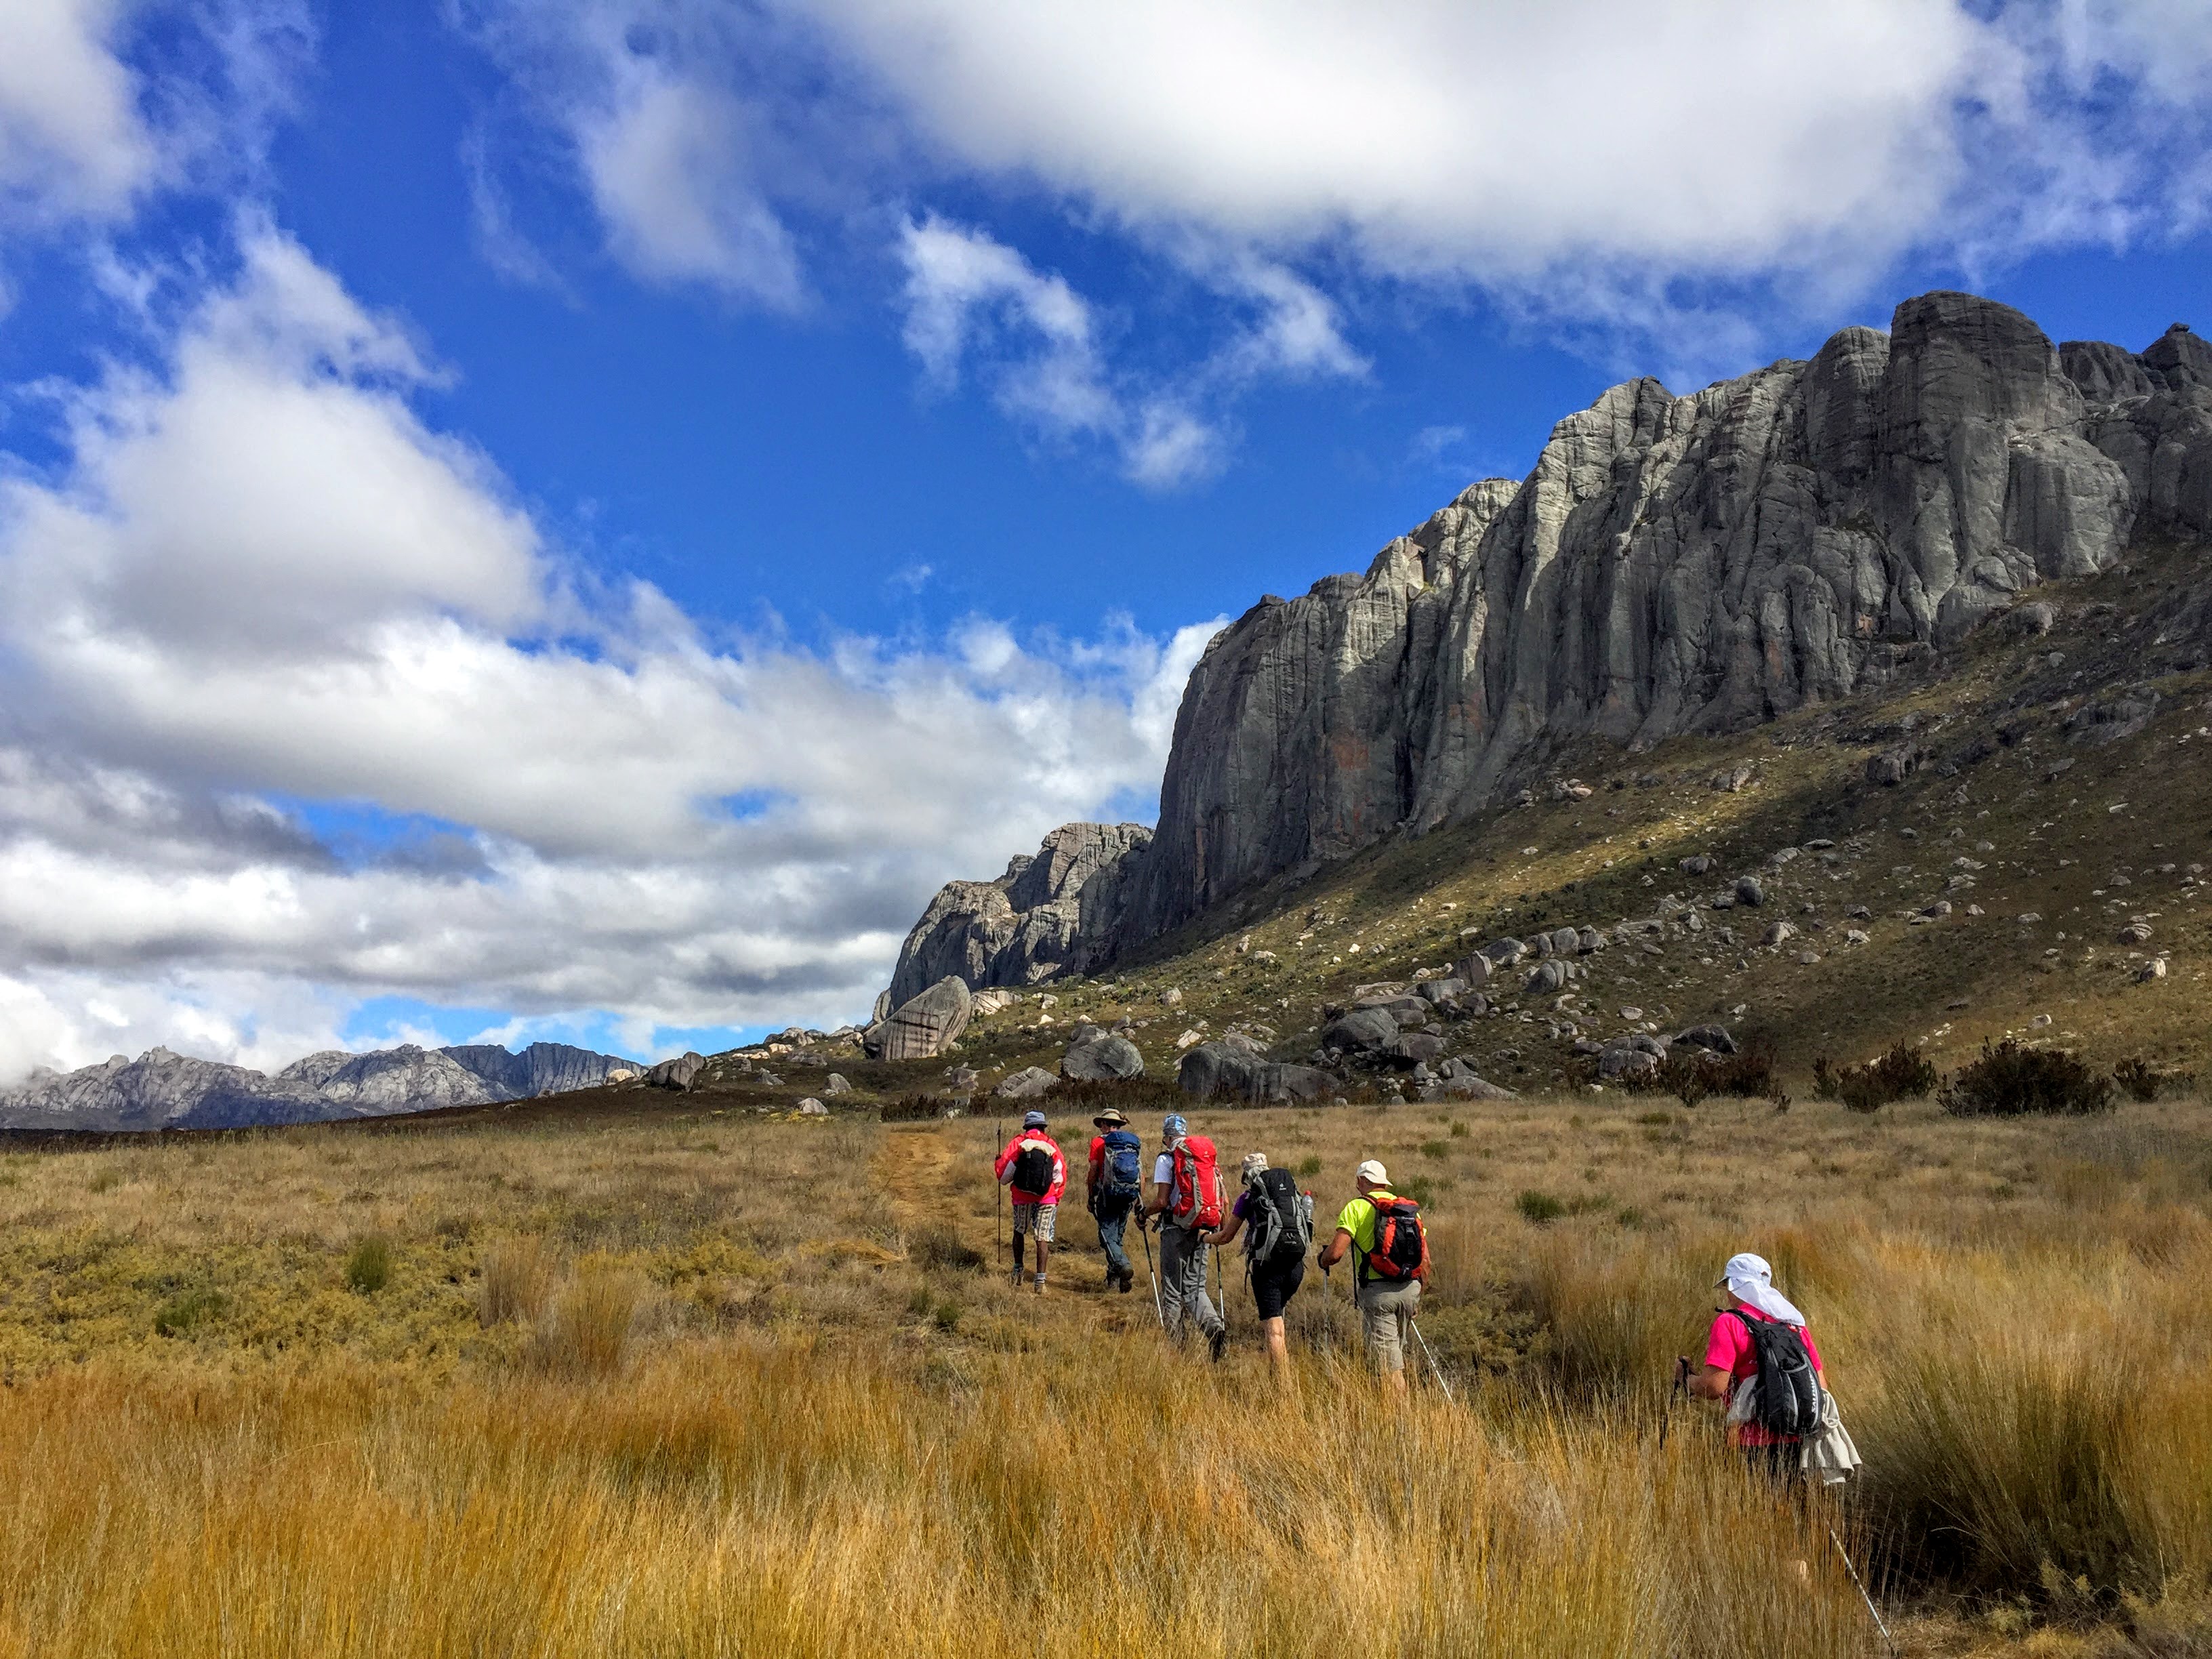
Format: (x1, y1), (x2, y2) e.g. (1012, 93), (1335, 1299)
(887, 292), (2212, 1000)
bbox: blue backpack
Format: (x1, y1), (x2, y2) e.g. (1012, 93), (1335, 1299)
(1100, 1129), (1143, 1200)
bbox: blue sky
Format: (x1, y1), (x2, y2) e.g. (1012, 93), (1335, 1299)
(1, 0), (2209, 1077)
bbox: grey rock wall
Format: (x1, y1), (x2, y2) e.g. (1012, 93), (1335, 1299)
(880, 293), (2212, 1000)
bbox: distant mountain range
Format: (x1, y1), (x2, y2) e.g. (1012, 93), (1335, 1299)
(0, 1041), (642, 1131)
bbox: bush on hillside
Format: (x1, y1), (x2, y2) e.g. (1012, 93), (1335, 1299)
(1703, 1040), (1779, 1099)
(880, 1094), (949, 1122)
(1940, 1040), (2115, 1118)
(2112, 1057), (2164, 1103)
(1816, 1043), (1936, 1113)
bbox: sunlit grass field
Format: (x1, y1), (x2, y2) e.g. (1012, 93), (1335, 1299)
(1, 1091), (2208, 1656)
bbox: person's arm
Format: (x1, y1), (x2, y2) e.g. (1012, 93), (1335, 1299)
(994, 1143), (1013, 1185)
(1144, 1154), (1170, 1217)
(1207, 1210), (1244, 1249)
(1317, 1226), (1353, 1271)
(1049, 1145), (1067, 1202)
(1687, 1312), (1742, 1404)
(1688, 1365), (1732, 1401)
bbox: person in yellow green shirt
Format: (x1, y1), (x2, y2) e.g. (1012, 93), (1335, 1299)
(1315, 1158), (1424, 1397)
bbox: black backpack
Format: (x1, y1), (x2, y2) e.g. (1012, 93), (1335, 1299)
(1242, 1167), (1313, 1264)
(1727, 1309), (1824, 1439)
(1010, 1141), (1055, 1195)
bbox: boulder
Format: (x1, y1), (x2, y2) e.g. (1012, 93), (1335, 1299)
(1061, 1033), (1145, 1081)
(994, 1067), (1057, 1099)
(1456, 954), (1494, 989)
(1480, 937), (1528, 967)
(1523, 960), (1569, 995)
(1734, 876), (1765, 907)
(865, 977), (974, 1062)
(644, 1052), (705, 1090)
(1673, 1025), (1738, 1055)
(1866, 745), (1921, 787)
(798, 1098), (828, 1115)
(1439, 1073), (1514, 1100)
(1761, 922), (1798, 947)
(824, 1073), (851, 1095)
(1679, 855), (1713, 876)
(1385, 1032), (1447, 1067)
(1576, 927), (1607, 955)
(1417, 978), (1468, 1003)
(1178, 1042), (1258, 1100)
(1549, 926), (1582, 958)
(1158, 987), (1184, 1008)
(1321, 1006), (1398, 1053)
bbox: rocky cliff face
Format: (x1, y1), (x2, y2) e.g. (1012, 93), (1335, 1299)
(887, 292), (2212, 998)
(886, 822), (1151, 1005)
(1, 1038), (644, 1130)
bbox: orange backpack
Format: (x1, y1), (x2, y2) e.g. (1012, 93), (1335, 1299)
(1364, 1193), (1429, 1282)
(1168, 1135), (1223, 1229)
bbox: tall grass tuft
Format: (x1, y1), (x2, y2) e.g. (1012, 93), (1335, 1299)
(478, 1235), (554, 1327)
(533, 1260), (644, 1377)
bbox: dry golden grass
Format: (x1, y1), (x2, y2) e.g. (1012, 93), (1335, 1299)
(0, 1092), (2206, 1653)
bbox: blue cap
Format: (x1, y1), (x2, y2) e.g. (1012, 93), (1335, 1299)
(1162, 1113), (1187, 1139)
(1022, 1110), (1048, 1129)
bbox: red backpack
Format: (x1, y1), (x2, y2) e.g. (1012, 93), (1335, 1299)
(1168, 1136), (1223, 1229)
(1364, 1193), (1429, 1282)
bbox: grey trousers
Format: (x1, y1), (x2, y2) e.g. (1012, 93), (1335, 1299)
(1158, 1223), (1225, 1343)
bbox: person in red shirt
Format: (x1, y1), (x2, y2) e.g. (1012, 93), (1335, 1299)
(993, 1110), (1067, 1294)
(1683, 1251), (1826, 1479)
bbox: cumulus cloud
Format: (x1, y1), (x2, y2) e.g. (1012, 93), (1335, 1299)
(0, 0), (151, 226)
(0, 224), (1214, 1081)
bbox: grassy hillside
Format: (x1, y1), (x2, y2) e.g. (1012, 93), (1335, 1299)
(2, 1086), (2210, 1654)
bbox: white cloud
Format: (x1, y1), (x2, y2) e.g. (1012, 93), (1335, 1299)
(0, 224), (1209, 1081)
(0, 0), (151, 226)
(0, 0), (312, 244)
(896, 214), (1361, 487)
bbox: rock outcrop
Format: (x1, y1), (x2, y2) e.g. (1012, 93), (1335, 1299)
(0, 1038), (644, 1130)
(865, 977), (972, 1061)
(883, 294), (2212, 994)
(886, 823), (1151, 1007)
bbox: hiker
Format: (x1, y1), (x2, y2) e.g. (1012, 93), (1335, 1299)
(1206, 1151), (1313, 1374)
(1681, 1252), (1828, 1480)
(1143, 1113), (1227, 1359)
(1315, 1158), (1429, 1396)
(1086, 1107), (1143, 1292)
(993, 1109), (1067, 1294)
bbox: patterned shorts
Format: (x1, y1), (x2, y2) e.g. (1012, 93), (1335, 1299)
(1010, 1200), (1057, 1241)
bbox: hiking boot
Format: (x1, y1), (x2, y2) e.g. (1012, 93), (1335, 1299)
(1208, 1326), (1229, 1363)
(1032, 1274), (1046, 1294)
(1010, 1267), (1025, 1288)
(1117, 1271), (1134, 1294)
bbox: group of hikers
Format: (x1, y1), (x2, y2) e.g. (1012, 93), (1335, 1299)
(991, 1107), (1850, 1469)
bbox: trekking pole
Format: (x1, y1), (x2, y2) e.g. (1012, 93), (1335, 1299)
(1139, 1216), (1166, 1331)
(1409, 1319), (1455, 1405)
(1659, 1356), (1688, 1450)
(1827, 1523), (1897, 1659)
(994, 1111), (1004, 1267)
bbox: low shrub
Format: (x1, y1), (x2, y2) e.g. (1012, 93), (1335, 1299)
(2112, 1057), (2163, 1103)
(344, 1235), (392, 1295)
(880, 1094), (949, 1122)
(1654, 1051), (1709, 1110)
(152, 1288), (225, 1338)
(1940, 1040), (2116, 1118)
(1517, 1190), (1567, 1224)
(1821, 1043), (1937, 1113)
(1702, 1040), (1780, 1099)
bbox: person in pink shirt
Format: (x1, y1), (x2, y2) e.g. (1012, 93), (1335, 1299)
(1682, 1251), (1826, 1479)
(993, 1110), (1067, 1294)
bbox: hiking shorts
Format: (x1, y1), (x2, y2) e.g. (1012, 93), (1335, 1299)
(1010, 1199), (1056, 1241)
(1357, 1279), (1421, 1373)
(1250, 1254), (1305, 1321)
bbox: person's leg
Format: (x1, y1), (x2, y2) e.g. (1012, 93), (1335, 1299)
(1031, 1203), (1054, 1290)
(1261, 1315), (1288, 1371)
(1158, 1223), (1191, 1340)
(1009, 1204), (1029, 1283)
(1187, 1237), (1225, 1342)
(1098, 1204), (1131, 1284)
(1359, 1282), (1412, 1397)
